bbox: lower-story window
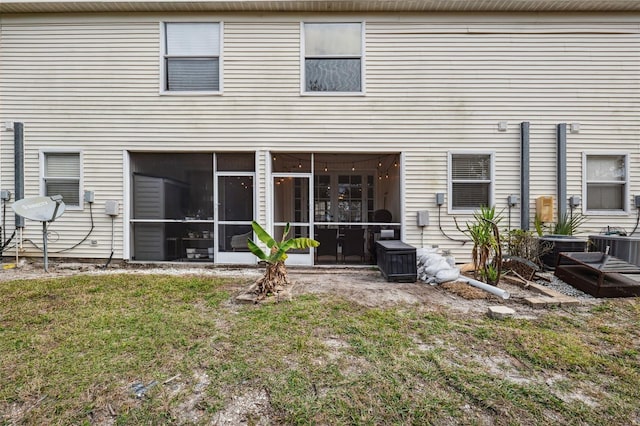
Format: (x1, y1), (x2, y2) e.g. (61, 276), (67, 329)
(584, 153), (628, 213)
(42, 151), (81, 207)
(448, 152), (493, 211)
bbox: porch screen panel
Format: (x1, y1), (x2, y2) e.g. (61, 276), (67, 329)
(273, 177), (309, 223)
(218, 176), (253, 221)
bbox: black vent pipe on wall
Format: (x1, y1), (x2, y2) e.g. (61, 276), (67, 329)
(520, 122), (530, 230)
(556, 123), (567, 221)
(14, 122), (25, 228)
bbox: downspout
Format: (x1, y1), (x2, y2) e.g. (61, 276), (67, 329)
(520, 122), (530, 230)
(14, 122), (24, 228)
(556, 123), (567, 220)
(14, 122), (25, 263)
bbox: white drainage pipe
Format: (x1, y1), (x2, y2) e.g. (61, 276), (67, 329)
(459, 277), (510, 299)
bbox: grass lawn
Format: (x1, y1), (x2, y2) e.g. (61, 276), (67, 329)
(1, 273), (639, 425)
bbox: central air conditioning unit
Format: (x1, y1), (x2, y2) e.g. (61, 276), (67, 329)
(589, 234), (640, 266)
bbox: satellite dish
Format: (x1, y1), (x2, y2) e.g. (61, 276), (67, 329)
(12, 195), (65, 272)
(12, 195), (65, 222)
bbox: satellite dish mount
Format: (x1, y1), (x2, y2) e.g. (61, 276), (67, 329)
(12, 195), (66, 272)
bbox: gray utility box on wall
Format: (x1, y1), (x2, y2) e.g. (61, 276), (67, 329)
(376, 240), (417, 282)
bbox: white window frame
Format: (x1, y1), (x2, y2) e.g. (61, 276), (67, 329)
(582, 152), (629, 215)
(300, 21), (366, 96)
(40, 149), (83, 210)
(160, 21), (224, 95)
(447, 151), (495, 214)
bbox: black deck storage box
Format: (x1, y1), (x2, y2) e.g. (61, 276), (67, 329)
(376, 240), (417, 282)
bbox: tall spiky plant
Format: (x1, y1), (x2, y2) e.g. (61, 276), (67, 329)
(457, 206), (503, 285)
(247, 221), (319, 301)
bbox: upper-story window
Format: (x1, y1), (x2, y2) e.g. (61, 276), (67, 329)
(163, 22), (221, 93)
(302, 22), (364, 94)
(584, 153), (628, 213)
(448, 152), (494, 212)
(42, 151), (82, 208)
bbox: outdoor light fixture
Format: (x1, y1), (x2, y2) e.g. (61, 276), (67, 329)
(570, 123), (580, 133)
(497, 121), (508, 131)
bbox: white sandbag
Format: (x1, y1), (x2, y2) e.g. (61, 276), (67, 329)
(424, 258), (451, 276)
(435, 268), (460, 283)
(422, 253), (445, 269)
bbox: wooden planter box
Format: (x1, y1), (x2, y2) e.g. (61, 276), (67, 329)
(376, 240), (417, 282)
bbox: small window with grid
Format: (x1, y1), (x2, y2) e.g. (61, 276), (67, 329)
(43, 152), (81, 207)
(449, 153), (493, 211)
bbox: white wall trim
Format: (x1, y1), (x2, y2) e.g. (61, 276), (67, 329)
(123, 150), (130, 259)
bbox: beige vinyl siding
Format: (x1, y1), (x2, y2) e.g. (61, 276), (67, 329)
(1, 12), (639, 261)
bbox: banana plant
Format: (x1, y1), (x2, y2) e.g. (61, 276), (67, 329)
(247, 221), (319, 264)
(246, 221), (319, 301)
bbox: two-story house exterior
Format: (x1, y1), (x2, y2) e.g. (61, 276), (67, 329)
(1, 0), (639, 266)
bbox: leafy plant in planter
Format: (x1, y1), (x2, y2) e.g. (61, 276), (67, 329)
(246, 221), (319, 302)
(535, 212), (587, 236)
(456, 206), (503, 285)
(535, 213), (588, 268)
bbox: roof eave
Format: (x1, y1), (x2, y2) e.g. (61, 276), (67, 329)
(2, 0), (640, 14)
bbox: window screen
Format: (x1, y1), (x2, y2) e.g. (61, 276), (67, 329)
(303, 23), (362, 92)
(164, 23), (220, 92)
(450, 153), (492, 210)
(44, 153), (81, 206)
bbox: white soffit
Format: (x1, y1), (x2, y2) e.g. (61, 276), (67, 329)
(2, 0), (640, 14)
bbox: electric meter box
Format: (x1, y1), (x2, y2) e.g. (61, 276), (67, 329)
(536, 196), (554, 222)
